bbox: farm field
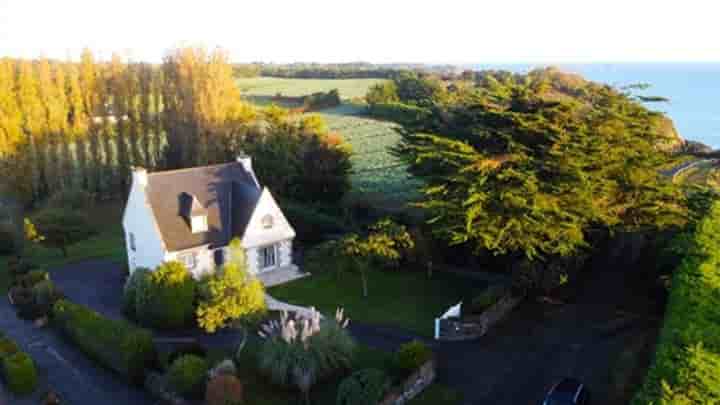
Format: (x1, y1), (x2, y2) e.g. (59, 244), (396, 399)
(236, 77), (387, 99)
(238, 78), (421, 206)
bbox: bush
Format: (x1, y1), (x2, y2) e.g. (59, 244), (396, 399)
(367, 102), (431, 126)
(45, 189), (94, 210)
(0, 336), (20, 361)
(467, 285), (507, 315)
(284, 201), (348, 244)
(122, 267), (150, 318)
(16, 270), (49, 289)
(393, 340), (432, 375)
(196, 249), (266, 333)
(33, 208), (95, 257)
(1, 351), (38, 395)
(9, 286), (42, 320)
(52, 299), (156, 384)
(258, 309), (355, 392)
(167, 354), (209, 399)
(632, 202), (720, 404)
(135, 262), (196, 329)
(8, 258), (36, 283)
(163, 342), (208, 370)
(336, 368), (389, 405)
(0, 224), (17, 255)
(205, 374), (243, 405)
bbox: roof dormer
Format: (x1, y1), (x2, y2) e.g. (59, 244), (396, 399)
(181, 193), (208, 234)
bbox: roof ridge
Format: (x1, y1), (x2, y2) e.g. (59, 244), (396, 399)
(147, 161), (239, 177)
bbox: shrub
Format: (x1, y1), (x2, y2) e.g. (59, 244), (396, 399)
(196, 248), (266, 333)
(0, 223), (17, 255)
(337, 369), (390, 405)
(205, 374), (243, 405)
(164, 342), (208, 370)
(1, 351), (38, 395)
(632, 202), (720, 404)
(467, 285), (508, 315)
(32, 280), (63, 308)
(0, 336), (20, 361)
(167, 354), (209, 399)
(9, 286), (41, 320)
(52, 299), (156, 384)
(16, 270), (49, 289)
(393, 340), (432, 375)
(33, 208), (95, 257)
(259, 308), (354, 394)
(208, 358), (237, 379)
(367, 102), (431, 126)
(135, 262), (196, 329)
(122, 267), (150, 318)
(284, 201), (348, 244)
(45, 189), (94, 210)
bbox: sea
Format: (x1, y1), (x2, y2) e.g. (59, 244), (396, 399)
(471, 63), (720, 148)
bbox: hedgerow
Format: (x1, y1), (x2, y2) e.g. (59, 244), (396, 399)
(632, 202), (720, 404)
(52, 299), (156, 384)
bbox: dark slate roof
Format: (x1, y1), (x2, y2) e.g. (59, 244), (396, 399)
(145, 162), (261, 251)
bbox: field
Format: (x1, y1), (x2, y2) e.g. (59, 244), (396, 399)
(237, 78), (421, 206)
(236, 77), (387, 99)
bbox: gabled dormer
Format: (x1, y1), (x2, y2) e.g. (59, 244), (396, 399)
(181, 193), (208, 234)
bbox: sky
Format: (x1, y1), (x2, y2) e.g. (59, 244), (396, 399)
(1, 0), (719, 64)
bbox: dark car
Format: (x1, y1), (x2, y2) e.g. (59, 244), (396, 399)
(542, 378), (590, 405)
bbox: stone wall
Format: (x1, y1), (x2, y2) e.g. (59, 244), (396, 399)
(380, 360), (436, 405)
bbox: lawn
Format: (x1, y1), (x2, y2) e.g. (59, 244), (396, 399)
(0, 201), (126, 293)
(269, 270), (487, 337)
(236, 77), (387, 100)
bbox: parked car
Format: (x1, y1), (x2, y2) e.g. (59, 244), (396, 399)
(542, 378), (590, 405)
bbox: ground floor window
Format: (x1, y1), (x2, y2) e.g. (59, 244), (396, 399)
(259, 245), (277, 269)
(178, 252), (197, 269)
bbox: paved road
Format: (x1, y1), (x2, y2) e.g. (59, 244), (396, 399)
(41, 259), (658, 405)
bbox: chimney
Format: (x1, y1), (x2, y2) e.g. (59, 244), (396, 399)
(236, 154), (260, 188)
(132, 167), (148, 188)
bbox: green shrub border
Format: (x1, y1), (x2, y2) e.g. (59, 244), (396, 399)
(51, 299), (156, 384)
(0, 332), (38, 396)
(632, 202), (720, 403)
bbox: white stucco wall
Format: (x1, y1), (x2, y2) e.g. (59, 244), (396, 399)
(241, 188), (296, 274)
(122, 171), (167, 274)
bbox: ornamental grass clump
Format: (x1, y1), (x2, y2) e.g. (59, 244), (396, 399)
(258, 308), (354, 402)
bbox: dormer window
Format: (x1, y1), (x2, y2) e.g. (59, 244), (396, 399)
(181, 192), (208, 234)
(191, 215), (208, 233)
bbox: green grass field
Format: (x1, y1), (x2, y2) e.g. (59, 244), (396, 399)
(237, 77), (387, 99)
(237, 77), (421, 206)
(269, 270), (487, 337)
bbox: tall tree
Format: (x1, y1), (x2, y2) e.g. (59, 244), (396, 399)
(109, 53), (130, 193)
(397, 69), (686, 260)
(79, 49), (103, 194)
(67, 63), (89, 189)
(16, 60), (45, 200)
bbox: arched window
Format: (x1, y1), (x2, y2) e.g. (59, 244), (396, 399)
(261, 214), (274, 229)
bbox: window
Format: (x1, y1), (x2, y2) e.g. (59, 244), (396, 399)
(191, 215), (208, 233)
(259, 245), (277, 269)
(129, 233), (136, 251)
(179, 253), (197, 269)
(261, 214), (274, 229)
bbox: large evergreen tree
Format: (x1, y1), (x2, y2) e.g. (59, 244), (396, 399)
(397, 69), (686, 260)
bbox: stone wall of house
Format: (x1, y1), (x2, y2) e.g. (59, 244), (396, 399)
(380, 360), (436, 405)
(438, 294), (522, 341)
(278, 239), (293, 266)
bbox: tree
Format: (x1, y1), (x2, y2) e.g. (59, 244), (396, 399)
(396, 68), (687, 261)
(340, 219), (414, 297)
(196, 239), (266, 333)
(365, 81), (399, 105)
(32, 208), (95, 257)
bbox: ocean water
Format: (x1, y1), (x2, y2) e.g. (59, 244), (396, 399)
(472, 63), (720, 148)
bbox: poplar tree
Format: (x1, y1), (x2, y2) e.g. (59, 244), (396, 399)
(16, 60), (45, 199)
(67, 63), (90, 189)
(109, 53), (130, 193)
(79, 49), (102, 193)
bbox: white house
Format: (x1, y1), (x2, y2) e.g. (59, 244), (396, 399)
(122, 155), (301, 283)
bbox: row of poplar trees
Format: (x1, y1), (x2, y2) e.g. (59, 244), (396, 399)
(0, 47), (253, 206)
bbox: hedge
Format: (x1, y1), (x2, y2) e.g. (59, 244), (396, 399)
(1, 352), (37, 395)
(283, 201), (348, 243)
(632, 202), (720, 404)
(367, 102), (431, 126)
(52, 299), (156, 384)
(167, 354), (209, 398)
